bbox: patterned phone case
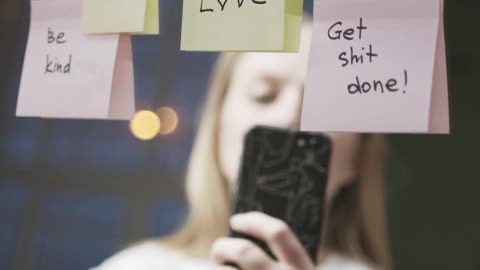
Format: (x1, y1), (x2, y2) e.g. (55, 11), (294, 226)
(229, 126), (331, 263)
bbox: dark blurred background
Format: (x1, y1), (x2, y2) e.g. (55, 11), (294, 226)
(0, 0), (479, 270)
(0, 1), (217, 269)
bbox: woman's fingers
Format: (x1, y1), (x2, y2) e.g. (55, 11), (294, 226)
(230, 212), (314, 270)
(211, 237), (275, 270)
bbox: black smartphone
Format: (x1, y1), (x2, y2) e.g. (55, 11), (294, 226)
(228, 126), (331, 264)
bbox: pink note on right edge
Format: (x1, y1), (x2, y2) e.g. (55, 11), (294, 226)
(301, 0), (449, 134)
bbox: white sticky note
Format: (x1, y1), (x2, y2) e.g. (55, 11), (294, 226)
(301, 0), (449, 133)
(17, 0), (135, 120)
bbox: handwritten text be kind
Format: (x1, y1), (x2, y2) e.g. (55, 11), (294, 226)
(45, 27), (72, 75)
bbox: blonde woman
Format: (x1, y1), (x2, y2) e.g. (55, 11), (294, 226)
(92, 26), (391, 270)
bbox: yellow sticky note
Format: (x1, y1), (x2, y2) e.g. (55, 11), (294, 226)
(134, 0), (160, 35)
(284, 0), (303, 51)
(82, 0), (159, 35)
(181, 0), (303, 52)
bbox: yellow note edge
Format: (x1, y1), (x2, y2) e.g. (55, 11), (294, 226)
(134, 0), (160, 35)
(181, 0), (303, 52)
(82, 0), (159, 35)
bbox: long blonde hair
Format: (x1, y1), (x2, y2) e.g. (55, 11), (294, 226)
(160, 53), (391, 269)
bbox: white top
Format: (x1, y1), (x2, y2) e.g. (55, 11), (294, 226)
(91, 242), (376, 270)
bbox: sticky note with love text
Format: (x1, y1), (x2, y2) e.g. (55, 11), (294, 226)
(181, 0), (303, 52)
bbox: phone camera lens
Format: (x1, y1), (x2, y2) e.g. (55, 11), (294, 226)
(297, 138), (306, 147)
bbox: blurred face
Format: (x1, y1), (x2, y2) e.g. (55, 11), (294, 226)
(218, 28), (361, 201)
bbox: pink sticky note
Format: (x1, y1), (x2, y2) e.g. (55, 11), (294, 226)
(301, 0), (449, 133)
(16, 0), (135, 120)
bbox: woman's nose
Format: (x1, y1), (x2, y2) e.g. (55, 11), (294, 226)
(287, 106), (301, 129)
(283, 84), (303, 129)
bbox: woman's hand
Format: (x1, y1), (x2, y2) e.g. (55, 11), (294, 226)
(211, 212), (315, 270)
